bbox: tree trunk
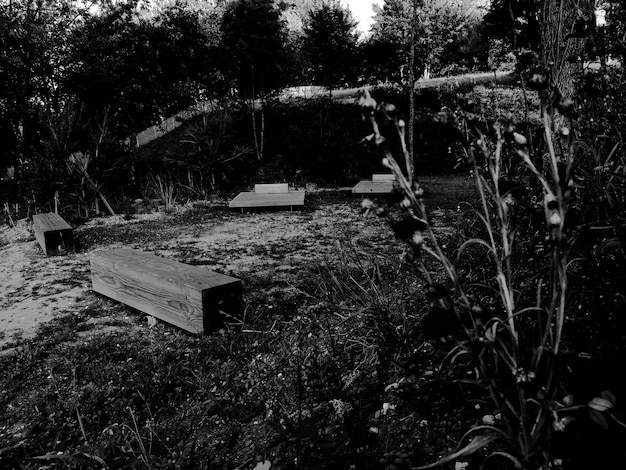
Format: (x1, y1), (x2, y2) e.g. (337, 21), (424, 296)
(540, 0), (595, 117)
(407, 0), (415, 183)
(249, 66), (263, 160)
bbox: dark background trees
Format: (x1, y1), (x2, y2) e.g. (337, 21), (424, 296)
(302, 2), (359, 96)
(220, 0), (288, 99)
(0, 0), (620, 215)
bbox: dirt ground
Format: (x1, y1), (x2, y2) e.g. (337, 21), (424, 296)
(0, 193), (385, 352)
(0, 183), (470, 354)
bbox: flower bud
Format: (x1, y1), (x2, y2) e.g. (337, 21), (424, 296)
(381, 102), (397, 120)
(360, 198), (375, 214)
(557, 97), (576, 115)
(482, 414), (496, 425)
(358, 89), (377, 111)
(528, 73), (548, 90)
(412, 231), (424, 247)
(548, 212), (562, 228)
(544, 193), (558, 210)
(513, 132), (528, 146)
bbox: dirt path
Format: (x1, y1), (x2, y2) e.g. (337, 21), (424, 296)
(0, 182), (472, 353)
(0, 230), (92, 348)
(0, 197), (395, 351)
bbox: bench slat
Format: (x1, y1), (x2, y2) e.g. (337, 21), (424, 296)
(229, 191), (306, 209)
(372, 174), (396, 182)
(254, 183), (289, 194)
(90, 248), (242, 334)
(351, 181), (395, 194)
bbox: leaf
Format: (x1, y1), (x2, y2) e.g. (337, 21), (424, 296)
(456, 238), (496, 264)
(415, 434), (499, 469)
(588, 408), (609, 430)
(601, 390), (617, 405)
(601, 237), (622, 250)
(483, 451), (523, 469)
(443, 347), (471, 368)
(253, 460), (271, 470)
(32, 453), (74, 462)
(588, 397), (613, 412)
(267, 420), (289, 441)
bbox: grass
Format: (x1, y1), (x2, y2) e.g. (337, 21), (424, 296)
(2, 72), (626, 469)
(0, 187), (474, 469)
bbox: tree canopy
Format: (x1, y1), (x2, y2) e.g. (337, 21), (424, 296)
(220, 0), (288, 98)
(302, 2), (359, 92)
(367, 0), (488, 84)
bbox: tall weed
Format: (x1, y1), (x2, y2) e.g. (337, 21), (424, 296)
(357, 88), (621, 469)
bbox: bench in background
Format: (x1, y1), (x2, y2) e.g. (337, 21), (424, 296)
(229, 183), (306, 213)
(352, 173), (397, 195)
(32, 213), (75, 256)
(90, 248), (243, 334)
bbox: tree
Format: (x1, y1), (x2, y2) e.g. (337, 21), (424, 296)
(369, 0), (415, 84)
(484, 0), (595, 116)
(220, 0), (288, 160)
(220, 0), (288, 99)
(370, 0), (487, 82)
(59, 1), (222, 215)
(66, 2), (220, 138)
(0, 0), (92, 206)
(281, 0), (324, 34)
(483, 0), (541, 53)
(540, 0), (595, 109)
(302, 2), (359, 99)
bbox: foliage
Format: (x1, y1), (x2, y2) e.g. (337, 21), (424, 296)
(0, 0), (226, 215)
(220, 0), (289, 99)
(602, 1), (626, 63)
(0, 0), (88, 205)
(483, 0), (541, 52)
(356, 79), (626, 469)
(66, 2), (222, 137)
(367, 0), (489, 84)
(302, 2), (360, 94)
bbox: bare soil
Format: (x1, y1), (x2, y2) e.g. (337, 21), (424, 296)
(0, 182), (471, 354)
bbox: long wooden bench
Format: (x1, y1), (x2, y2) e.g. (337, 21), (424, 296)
(229, 183), (306, 213)
(352, 173), (397, 195)
(90, 248), (243, 334)
(32, 213), (75, 256)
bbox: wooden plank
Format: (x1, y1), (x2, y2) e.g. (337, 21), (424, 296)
(372, 174), (396, 182)
(254, 183), (289, 194)
(90, 248), (242, 334)
(351, 181), (395, 195)
(229, 190), (306, 209)
(32, 213), (75, 256)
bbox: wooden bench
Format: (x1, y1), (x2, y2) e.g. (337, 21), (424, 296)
(90, 248), (243, 334)
(229, 183), (306, 213)
(372, 173), (396, 182)
(352, 174), (397, 195)
(32, 213), (75, 256)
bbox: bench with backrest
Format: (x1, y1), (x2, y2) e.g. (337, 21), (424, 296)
(32, 213), (76, 256)
(90, 248), (243, 334)
(228, 183), (306, 212)
(352, 173), (397, 195)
